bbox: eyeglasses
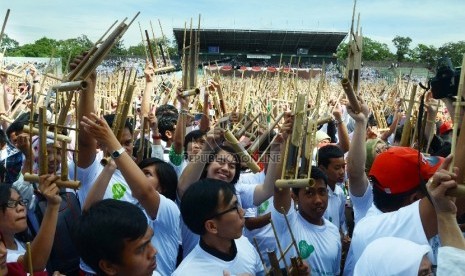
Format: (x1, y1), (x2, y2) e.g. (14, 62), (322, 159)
(4, 199), (29, 209)
(208, 203), (240, 220)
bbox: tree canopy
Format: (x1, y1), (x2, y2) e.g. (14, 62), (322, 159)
(2, 32), (464, 69)
(1, 33), (178, 70)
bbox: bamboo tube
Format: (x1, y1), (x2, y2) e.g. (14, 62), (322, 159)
(181, 87), (200, 97)
(45, 73), (62, 81)
(50, 80), (87, 92)
(26, 241), (33, 276)
(154, 65), (175, 75)
(223, 130), (260, 173)
(0, 69), (22, 78)
(23, 173), (81, 189)
(447, 54), (465, 196)
(0, 114), (13, 123)
(22, 125), (72, 143)
(400, 84), (417, 147)
(145, 29), (157, 68)
(0, 9), (10, 46)
(235, 112), (261, 139)
(341, 78), (361, 113)
(275, 178), (315, 188)
(248, 112), (285, 155)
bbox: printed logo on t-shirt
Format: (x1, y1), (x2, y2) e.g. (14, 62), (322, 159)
(298, 240), (315, 259)
(112, 183), (127, 200)
(258, 200), (269, 215)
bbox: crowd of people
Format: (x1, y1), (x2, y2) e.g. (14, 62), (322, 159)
(0, 46), (464, 276)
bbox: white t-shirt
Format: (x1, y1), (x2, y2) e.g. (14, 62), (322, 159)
(271, 203), (341, 276)
(324, 184), (347, 234)
(243, 197), (276, 267)
(69, 151), (138, 207)
(344, 200), (430, 276)
(354, 237), (431, 276)
(437, 246), (465, 275)
(6, 239), (26, 263)
(146, 194), (181, 276)
(348, 183), (373, 224)
(70, 152), (138, 273)
(173, 236), (263, 276)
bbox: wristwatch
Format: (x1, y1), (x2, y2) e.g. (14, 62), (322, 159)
(110, 147), (125, 159)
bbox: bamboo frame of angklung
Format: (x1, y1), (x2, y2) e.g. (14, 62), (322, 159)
(23, 107), (80, 189)
(447, 54), (465, 196)
(254, 208), (303, 275)
(101, 68), (137, 166)
(275, 92), (316, 189)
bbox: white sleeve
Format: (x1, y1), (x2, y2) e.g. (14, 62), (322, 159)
(349, 184), (373, 223)
(244, 207), (257, 218)
(151, 144), (164, 160)
(437, 246), (465, 275)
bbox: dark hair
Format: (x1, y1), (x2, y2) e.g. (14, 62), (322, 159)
(133, 138), (152, 160)
(371, 177), (427, 212)
(73, 199), (148, 275)
(155, 104), (178, 118)
(0, 130), (7, 146)
(157, 115), (177, 142)
(180, 179), (236, 235)
(292, 166), (328, 196)
(200, 145), (241, 185)
(183, 130), (206, 159)
(0, 183), (30, 242)
(138, 158), (178, 201)
(0, 183), (13, 213)
(317, 145), (344, 168)
(6, 120), (25, 141)
(103, 114), (134, 135)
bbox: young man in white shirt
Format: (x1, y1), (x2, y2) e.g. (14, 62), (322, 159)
(317, 145), (348, 235)
(73, 199), (160, 276)
(174, 178), (263, 275)
(273, 166), (341, 275)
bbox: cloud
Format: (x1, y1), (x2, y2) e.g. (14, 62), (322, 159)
(1, 0), (464, 50)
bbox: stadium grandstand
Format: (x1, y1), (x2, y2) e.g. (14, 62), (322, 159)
(173, 28), (346, 78)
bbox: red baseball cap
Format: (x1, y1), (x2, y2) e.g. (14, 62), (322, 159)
(369, 147), (444, 194)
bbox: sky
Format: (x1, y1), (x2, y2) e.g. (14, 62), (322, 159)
(1, 0), (465, 52)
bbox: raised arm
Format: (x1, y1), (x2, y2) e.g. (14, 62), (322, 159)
(177, 127), (223, 199)
(19, 174), (61, 272)
(333, 103), (350, 153)
(81, 113), (161, 219)
(427, 161), (465, 250)
(346, 103), (370, 197)
(72, 53), (97, 168)
(253, 112), (293, 205)
(172, 92), (188, 156)
(82, 159), (117, 211)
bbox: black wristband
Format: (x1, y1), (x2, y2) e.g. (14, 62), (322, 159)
(33, 80), (39, 84)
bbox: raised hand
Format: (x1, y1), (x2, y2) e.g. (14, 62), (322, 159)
(38, 174), (61, 206)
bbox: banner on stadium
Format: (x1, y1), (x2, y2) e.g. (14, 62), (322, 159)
(246, 54), (271, 59)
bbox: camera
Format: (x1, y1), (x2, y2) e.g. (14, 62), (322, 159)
(430, 57), (461, 99)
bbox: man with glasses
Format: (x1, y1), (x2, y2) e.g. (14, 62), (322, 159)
(173, 178), (263, 275)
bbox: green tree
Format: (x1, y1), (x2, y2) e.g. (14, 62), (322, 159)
(336, 37), (394, 61)
(0, 33), (19, 52)
(410, 44), (438, 68)
(57, 35), (93, 71)
(437, 41), (465, 67)
(392, 36), (412, 62)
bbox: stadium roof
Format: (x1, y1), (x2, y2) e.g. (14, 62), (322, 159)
(173, 28), (347, 55)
